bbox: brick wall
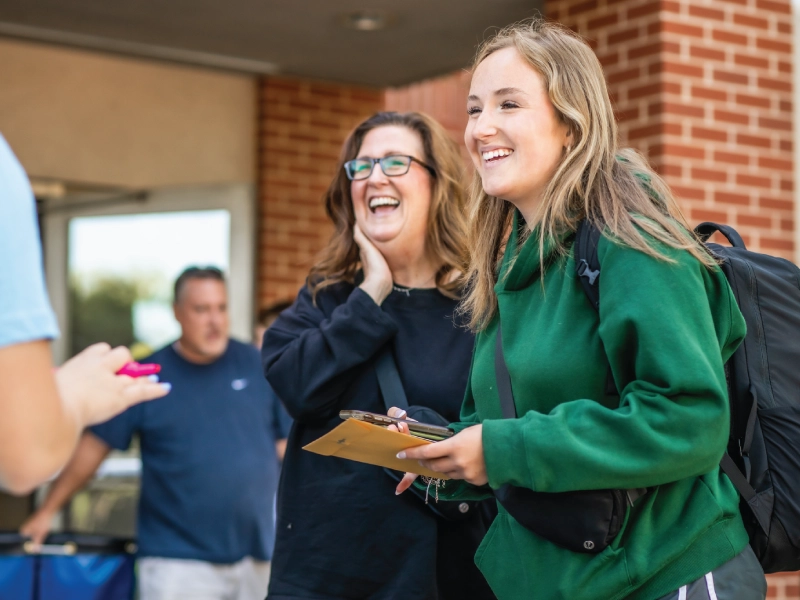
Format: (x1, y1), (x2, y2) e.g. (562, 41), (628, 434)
(548, 0), (794, 259)
(257, 77), (383, 307)
(385, 70), (473, 164)
(771, 575), (800, 600)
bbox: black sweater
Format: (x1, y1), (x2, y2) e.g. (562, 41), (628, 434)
(262, 283), (495, 600)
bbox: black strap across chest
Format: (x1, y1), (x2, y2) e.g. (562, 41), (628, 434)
(375, 346), (409, 412)
(494, 329), (516, 419)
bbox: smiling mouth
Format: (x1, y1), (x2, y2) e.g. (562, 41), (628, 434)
(482, 149), (514, 163)
(369, 196), (400, 214)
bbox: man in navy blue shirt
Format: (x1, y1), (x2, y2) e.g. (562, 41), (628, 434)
(21, 267), (292, 600)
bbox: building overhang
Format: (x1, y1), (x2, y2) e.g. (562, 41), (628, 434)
(0, 0), (542, 87)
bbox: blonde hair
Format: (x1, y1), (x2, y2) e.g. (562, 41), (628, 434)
(461, 20), (715, 330)
(309, 111), (468, 300)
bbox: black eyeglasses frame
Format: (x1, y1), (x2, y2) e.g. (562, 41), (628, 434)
(343, 154), (436, 181)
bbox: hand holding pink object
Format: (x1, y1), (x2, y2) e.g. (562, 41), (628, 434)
(56, 344), (170, 427)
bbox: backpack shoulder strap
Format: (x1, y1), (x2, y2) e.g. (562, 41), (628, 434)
(574, 220), (617, 396)
(720, 453), (756, 502)
(720, 452), (770, 535)
(575, 219), (603, 311)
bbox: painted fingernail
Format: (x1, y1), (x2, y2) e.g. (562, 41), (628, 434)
(396, 451), (406, 459)
(147, 374), (160, 382)
(160, 383), (172, 393)
(395, 409), (407, 418)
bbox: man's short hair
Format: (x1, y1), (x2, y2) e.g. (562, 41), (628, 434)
(256, 300), (293, 327)
(174, 266), (226, 303)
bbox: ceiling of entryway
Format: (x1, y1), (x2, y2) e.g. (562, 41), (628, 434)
(0, 0), (542, 86)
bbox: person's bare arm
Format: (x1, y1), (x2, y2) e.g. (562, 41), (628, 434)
(20, 432), (111, 545)
(275, 439), (287, 462)
(0, 340), (167, 495)
(0, 340), (81, 494)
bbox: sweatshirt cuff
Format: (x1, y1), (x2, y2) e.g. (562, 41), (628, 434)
(482, 417), (538, 491)
(347, 287), (399, 336)
(448, 421), (473, 434)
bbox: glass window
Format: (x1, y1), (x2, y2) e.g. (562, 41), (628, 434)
(67, 210), (230, 358)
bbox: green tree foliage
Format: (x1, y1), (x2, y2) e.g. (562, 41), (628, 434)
(69, 277), (139, 357)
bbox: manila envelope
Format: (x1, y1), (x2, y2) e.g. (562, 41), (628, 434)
(303, 418), (450, 480)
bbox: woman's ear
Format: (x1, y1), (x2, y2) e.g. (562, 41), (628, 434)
(563, 128), (573, 152)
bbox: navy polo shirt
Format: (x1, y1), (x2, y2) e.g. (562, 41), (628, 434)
(91, 339), (291, 564)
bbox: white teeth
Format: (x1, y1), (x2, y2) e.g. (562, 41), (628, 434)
(369, 197), (400, 209)
(482, 149), (513, 161)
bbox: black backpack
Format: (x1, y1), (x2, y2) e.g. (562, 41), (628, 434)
(575, 220), (800, 573)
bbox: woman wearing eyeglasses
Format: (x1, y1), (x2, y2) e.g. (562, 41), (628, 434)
(261, 112), (496, 600)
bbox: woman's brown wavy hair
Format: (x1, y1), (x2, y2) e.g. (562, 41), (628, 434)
(461, 20), (716, 330)
(308, 111), (469, 300)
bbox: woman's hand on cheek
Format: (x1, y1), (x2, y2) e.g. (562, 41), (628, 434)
(398, 425), (488, 486)
(354, 223), (393, 305)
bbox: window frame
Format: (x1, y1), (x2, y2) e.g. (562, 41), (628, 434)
(42, 183), (255, 363)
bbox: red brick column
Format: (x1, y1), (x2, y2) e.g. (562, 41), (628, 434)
(257, 77), (384, 306)
(548, 0), (794, 260)
(385, 70), (472, 162)
(548, 0), (796, 595)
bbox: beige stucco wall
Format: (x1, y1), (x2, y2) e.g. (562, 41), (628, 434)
(0, 38), (256, 188)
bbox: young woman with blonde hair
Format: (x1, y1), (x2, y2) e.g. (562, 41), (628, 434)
(395, 20), (767, 600)
(262, 111), (496, 599)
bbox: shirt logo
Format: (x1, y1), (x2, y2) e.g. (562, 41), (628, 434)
(231, 378), (248, 391)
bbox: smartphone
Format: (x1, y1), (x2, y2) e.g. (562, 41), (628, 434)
(339, 410), (454, 441)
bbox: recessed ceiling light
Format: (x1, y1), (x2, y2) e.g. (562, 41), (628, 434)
(341, 12), (390, 32)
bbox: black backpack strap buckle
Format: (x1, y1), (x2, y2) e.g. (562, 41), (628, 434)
(575, 220), (603, 311)
(577, 259), (600, 286)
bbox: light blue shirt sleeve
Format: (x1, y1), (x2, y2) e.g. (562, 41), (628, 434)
(0, 134), (60, 349)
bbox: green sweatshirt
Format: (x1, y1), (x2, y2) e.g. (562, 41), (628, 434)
(443, 216), (748, 600)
